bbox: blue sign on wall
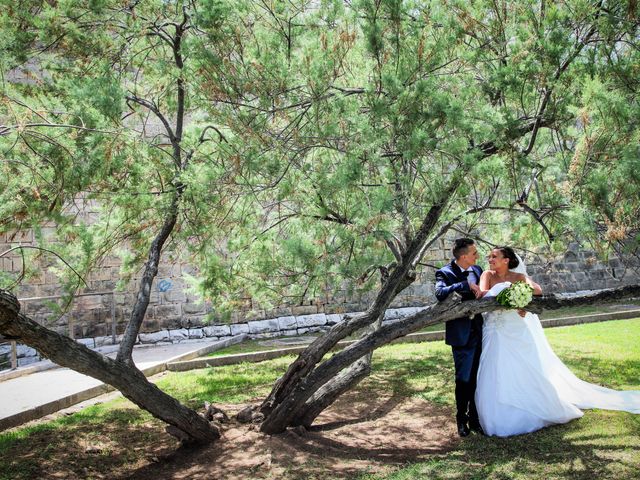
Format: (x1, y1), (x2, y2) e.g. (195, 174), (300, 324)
(158, 279), (172, 292)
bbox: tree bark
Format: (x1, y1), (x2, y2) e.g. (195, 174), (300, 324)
(290, 354), (371, 428)
(260, 184), (458, 418)
(261, 284), (640, 433)
(292, 306), (385, 428)
(0, 290), (219, 444)
(117, 195), (180, 365)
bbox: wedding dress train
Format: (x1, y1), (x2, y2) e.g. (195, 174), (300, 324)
(475, 282), (640, 437)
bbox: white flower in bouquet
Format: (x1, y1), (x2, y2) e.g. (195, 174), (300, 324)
(496, 281), (534, 309)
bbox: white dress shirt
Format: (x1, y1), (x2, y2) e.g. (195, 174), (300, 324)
(455, 261), (477, 285)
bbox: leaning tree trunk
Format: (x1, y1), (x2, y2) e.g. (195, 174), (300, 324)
(0, 290), (219, 443)
(117, 194), (180, 365)
(259, 188), (455, 423)
(261, 284), (640, 433)
(290, 311), (384, 428)
(290, 354), (371, 428)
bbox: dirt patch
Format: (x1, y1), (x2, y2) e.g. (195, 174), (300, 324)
(124, 392), (459, 480)
(1, 390), (459, 480)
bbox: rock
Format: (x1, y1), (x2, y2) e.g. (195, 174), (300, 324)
(236, 404), (258, 423)
(230, 323), (249, 336)
(251, 411), (265, 424)
(188, 328), (204, 339)
(295, 313), (327, 328)
(383, 308), (404, 320)
(204, 401), (229, 423)
(169, 328), (189, 341)
(76, 337), (96, 348)
(277, 316), (297, 330)
(248, 318), (280, 334)
(16, 345), (37, 357)
(17, 357), (40, 367)
(138, 330), (170, 344)
(203, 325), (232, 337)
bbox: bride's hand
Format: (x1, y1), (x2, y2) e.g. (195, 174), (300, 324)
(517, 309), (526, 318)
(524, 276), (543, 295)
(470, 283), (483, 298)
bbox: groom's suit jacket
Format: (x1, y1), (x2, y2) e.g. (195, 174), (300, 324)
(435, 260), (483, 347)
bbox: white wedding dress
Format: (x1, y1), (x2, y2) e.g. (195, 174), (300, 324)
(476, 281), (640, 437)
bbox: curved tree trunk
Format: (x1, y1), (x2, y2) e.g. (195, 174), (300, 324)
(260, 189), (456, 419)
(290, 310), (384, 428)
(117, 195), (180, 365)
(0, 291), (219, 444)
(290, 354), (371, 428)
(261, 284), (640, 433)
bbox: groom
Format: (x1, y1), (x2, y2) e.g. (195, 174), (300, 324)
(435, 238), (484, 437)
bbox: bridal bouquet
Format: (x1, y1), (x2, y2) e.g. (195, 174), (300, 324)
(496, 281), (534, 309)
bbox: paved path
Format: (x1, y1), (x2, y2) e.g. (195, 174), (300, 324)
(0, 338), (241, 431)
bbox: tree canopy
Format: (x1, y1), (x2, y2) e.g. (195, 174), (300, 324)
(1, 0), (639, 442)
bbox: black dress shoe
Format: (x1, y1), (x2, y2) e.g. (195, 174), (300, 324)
(469, 422), (485, 436)
(457, 421), (470, 437)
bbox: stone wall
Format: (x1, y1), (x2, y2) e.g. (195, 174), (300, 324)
(2, 229), (640, 370)
(525, 243), (639, 293)
(1, 231), (448, 339)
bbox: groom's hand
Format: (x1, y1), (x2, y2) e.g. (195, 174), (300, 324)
(470, 283), (482, 298)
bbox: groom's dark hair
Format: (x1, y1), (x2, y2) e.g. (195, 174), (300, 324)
(452, 238), (475, 259)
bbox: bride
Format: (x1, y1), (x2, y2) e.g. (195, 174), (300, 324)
(475, 246), (640, 437)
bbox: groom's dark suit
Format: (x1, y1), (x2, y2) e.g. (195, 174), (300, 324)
(435, 260), (483, 427)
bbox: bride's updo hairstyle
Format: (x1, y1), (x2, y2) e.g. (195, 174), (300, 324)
(496, 246), (520, 269)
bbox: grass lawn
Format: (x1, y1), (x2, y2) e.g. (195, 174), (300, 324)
(0, 319), (639, 479)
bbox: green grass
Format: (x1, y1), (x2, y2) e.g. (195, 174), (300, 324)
(157, 355), (296, 405)
(207, 338), (308, 357)
(539, 302), (640, 320)
(1, 319), (639, 480)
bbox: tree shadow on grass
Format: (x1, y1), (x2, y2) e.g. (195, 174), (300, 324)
(309, 394), (407, 432)
(270, 347), (640, 479)
(4, 346), (637, 480)
(559, 355), (640, 389)
(437, 411), (640, 480)
(0, 408), (175, 480)
(306, 347), (455, 433)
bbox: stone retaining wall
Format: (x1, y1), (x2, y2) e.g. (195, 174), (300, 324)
(0, 306), (425, 368)
(3, 226), (640, 370)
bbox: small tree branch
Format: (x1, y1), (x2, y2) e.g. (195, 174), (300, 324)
(125, 95), (177, 145)
(0, 246), (88, 287)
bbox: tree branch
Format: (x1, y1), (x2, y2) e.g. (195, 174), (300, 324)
(0, 290), (219, 443)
